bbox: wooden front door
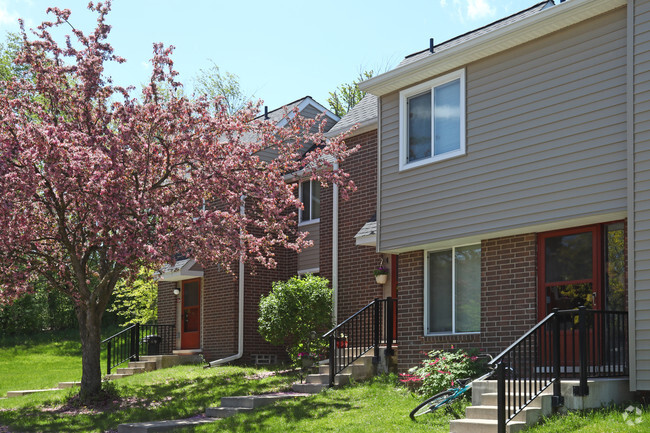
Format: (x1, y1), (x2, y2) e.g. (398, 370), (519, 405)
(181, 279), (201, 349)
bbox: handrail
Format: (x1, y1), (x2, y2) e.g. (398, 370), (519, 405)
(492, 307), (628, 433)
(323, 299), (377, 338)
(324, 297), (397, 387)
(102, 323), (176, 374)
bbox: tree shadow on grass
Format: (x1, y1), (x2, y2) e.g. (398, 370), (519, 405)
(0, 373), (299, 432)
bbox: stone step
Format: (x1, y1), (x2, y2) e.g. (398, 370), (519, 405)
(450, 418), (528, 433)
(116, 367), (145, 375)
(57, 381), (81, 389)
(128, 361), (157, 372)
(105, 373), (130, 380)
(291, 382), (328, 394)
(117, 417), (216, 433)
(5, 389), (60, 398)
(465, 405), (543, 424)
(204, 406), (253, 418)
(478, 392), (550, 407)
(306, 373), (351, 386)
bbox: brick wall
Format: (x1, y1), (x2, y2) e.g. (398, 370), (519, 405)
(320, 129), (385, 321)
(201, 266), (238, 361)
(157, 281), (177, 349)
(396, 234), (538, 371)
(480, 234), (537, 357)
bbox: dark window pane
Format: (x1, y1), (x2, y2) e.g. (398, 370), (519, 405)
(605, 222), (625, 311)
(408, 91), (432, 163)
(428, 250), (452, 333)
(312, 181), (320, 219)
(434, 79), (461, 155)
(544, 232), (593, 283)
(455, 245), (480, 332)
(183, 282), (199, 307)
(301, 181), (311, 221)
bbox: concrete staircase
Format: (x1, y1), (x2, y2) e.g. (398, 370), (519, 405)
(105, 358), (158, 380)
(449, 380), (553, 433)
(292, 347), (397, 394)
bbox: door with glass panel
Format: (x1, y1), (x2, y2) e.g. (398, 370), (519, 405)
(181, 279), (201, 349)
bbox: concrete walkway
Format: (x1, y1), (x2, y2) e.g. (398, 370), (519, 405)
(117, 392), (311, 433)
(5, 382), (80, 398)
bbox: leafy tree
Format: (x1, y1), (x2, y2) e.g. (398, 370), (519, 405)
(327, 70), (374, 118)
(0, 3), (354, 400)
(0, 33), (25, 81)
(193, 60), (251, 114)
(258, 274), (333, 362)
(108, 267), (157, 326)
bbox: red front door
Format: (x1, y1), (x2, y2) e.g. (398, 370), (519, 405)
(181, 279), (201, 349)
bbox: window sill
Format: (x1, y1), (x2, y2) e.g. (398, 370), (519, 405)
(399, 149), (465, 172)
(423, 332), (480, 337)
(298, 219), (320, 227)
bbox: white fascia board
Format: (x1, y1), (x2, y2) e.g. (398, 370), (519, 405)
(276, 97), (340, 128)
(156, 259), (204, 282)
(355, 234), (377, 247)
(360, 0), (626, 96)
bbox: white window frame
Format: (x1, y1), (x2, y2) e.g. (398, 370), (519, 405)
(423, 244), (481, 336)
(298, 179), (320, 225)
(399, 68), (466, 172)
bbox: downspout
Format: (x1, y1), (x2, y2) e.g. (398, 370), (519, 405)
(208, 201), (246, 367)
(332, 162), (339, 324)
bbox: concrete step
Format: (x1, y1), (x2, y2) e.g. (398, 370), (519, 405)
(450, 418), (528, 433)
(5, 389), (60, 398)
(105, 373), (129, 380)
(129, 361), (157, 372)
(478, 392), (551, 408)
(306, 373), (351, 386)
(117, 417), (216, 433)
(116, 367), (145, 375)
(291, 382), (328, 394)
(204, 406), (253, 418)
(220, 393), (300, 409)
(57, 381), (81, 389)
(465, 405), (543, 424)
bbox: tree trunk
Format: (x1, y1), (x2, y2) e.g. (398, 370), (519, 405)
(77, 303), (104, 400)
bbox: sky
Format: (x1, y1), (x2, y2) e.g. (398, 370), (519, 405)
(1, 0), (542, 112)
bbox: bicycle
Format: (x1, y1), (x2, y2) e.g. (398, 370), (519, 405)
(409, 354), (499, 420)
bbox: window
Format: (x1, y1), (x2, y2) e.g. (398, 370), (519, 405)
(425, 244), (480, 335)
(399, 69), (466, 170)
(299, 180), (320, 224)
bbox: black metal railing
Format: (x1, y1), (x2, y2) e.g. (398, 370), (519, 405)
(489, 307), (628, 433)
(323, 297), (397, 387)
(102, 323), (175, 374)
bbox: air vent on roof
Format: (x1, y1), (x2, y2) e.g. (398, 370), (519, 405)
(429, 38), (434, 53)
(264, 106), (269, 120)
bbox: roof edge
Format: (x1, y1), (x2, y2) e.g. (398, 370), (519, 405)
(360, 0), (625, 96)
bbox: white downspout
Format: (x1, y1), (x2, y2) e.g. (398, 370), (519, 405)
(208, 202), (246, 367)
(332, 162), (339, 324)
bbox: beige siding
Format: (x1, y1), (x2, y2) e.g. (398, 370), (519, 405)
(297, 223), (320, 272)
(379, 8), (627, 251)
(634, 0), (650, 392)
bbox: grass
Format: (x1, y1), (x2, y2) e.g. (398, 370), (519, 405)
(0, 328), (118, 397)
(0, 364), (298, 432)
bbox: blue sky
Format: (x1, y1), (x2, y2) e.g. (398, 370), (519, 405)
(1, 0), (540, 111)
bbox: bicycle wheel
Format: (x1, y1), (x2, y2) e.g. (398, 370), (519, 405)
(409, 390), (456, 420)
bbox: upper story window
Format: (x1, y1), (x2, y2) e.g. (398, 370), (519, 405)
(399, 69), (466, 171)
(299, 180), (320, 224)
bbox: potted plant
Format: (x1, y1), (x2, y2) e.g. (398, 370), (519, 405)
(335, 333), (349, 348)
(374, 265), (389, 284)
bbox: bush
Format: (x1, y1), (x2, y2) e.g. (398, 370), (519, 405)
(258, 274), (333, 363)
(400, 347), (486, 397)
(108, 267), (157, 326)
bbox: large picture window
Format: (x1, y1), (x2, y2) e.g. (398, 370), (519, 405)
(299, 180), (320, 224)
(399, 69), (466, 171)
(426, 244), (480, 335)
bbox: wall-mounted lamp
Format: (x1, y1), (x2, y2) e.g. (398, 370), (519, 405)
(173, 289), (180, 296)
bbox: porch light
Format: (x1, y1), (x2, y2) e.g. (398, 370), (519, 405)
(173, 289), (180, 296)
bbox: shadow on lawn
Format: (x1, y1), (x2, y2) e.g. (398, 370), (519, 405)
(0, 373), (298, 432)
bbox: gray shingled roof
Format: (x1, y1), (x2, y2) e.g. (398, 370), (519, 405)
(255, 97), (308, 123)
(326, 94), (378, 137)
(399, 1), (553, 68)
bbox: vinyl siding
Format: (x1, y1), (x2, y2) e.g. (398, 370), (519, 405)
(297, 223), (320, 272)
(379, 8), (628, 252)
(634, 0), (650, 392)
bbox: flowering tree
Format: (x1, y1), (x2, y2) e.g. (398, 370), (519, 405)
(0, 2), (354, 400)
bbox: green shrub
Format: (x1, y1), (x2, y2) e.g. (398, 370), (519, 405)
(108, 267), (157, 326)
(401, 347), (486, 397)
(258, 274), (333, 363)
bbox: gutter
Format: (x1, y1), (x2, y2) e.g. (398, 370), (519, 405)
(208, 203), (246, 367)
(332, 162), (339, 324)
